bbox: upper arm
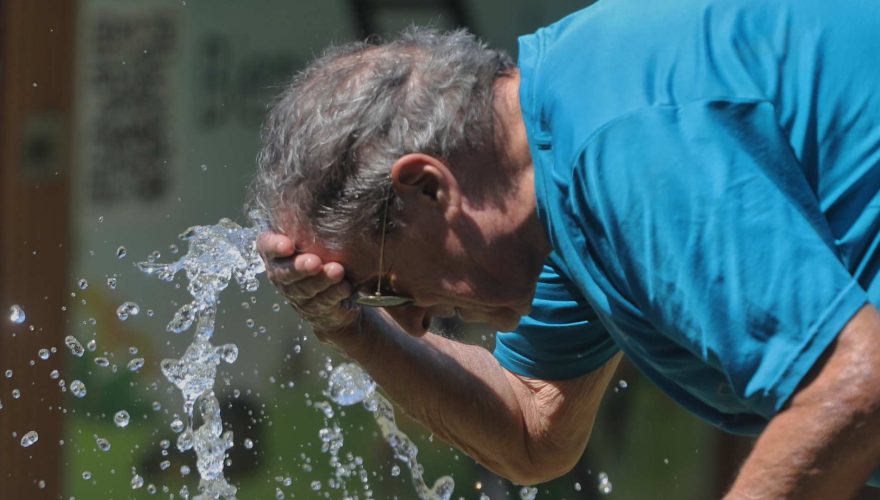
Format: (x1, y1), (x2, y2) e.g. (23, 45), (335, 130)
(726, 304), (880, 497)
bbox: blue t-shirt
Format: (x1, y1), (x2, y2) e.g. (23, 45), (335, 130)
(494, 0), (880, 443)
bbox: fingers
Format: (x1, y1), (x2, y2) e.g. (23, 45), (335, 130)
(297, 280), (353, 311)
(256, 229), (358, 336)
(257, 231), (295, 260)
(272, 256), (342, 297)
(281, 273), (343, 301)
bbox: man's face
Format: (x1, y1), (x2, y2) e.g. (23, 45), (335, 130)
(288, 148), (546, 336)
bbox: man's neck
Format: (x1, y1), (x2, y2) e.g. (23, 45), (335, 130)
(492, 70), (551, 260)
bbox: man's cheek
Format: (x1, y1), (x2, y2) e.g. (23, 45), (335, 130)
(384, 306), (430, 337)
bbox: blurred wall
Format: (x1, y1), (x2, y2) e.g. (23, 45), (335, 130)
(0, 1), (763, 498)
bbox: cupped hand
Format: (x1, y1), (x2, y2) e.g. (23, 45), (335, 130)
(257, 231), (359, 341)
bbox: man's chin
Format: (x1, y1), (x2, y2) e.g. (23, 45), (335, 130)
(490, 315), (523, 332)
(458, 308), (522, 332)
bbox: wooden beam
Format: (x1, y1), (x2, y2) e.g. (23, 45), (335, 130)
(0, 0), (75, 497)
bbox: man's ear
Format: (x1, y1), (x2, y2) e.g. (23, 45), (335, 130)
(390, 153), (461, 213)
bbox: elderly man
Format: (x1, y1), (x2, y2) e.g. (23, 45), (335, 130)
(251, 0), (880, 497)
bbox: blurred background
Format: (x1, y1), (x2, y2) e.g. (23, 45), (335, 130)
(0, 0), (770, 498)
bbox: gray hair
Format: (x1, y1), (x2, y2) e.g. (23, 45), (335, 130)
(247, 27), (515, 249)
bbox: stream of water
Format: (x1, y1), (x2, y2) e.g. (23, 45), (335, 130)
(137, 214), (456, 499)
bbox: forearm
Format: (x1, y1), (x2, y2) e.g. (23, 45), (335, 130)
(726, 305), (880, 499)
(328, 309), (617, 484)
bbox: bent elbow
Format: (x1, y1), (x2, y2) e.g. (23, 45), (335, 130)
(491, 451), (579, 486)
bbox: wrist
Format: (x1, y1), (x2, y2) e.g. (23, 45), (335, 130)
(313, 309), (373, 359)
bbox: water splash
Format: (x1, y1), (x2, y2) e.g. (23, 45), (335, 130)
(313, 400), (371, 497)
(139, 213), (456, 499)
(327, 363), (455, 500)
(138, 215), (265, 499)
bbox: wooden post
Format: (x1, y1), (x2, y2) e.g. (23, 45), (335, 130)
(0, 0), (75, 497)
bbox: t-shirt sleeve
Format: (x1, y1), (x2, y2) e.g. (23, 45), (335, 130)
(576, 99), (869, 418)
(493, 258), (619, 380)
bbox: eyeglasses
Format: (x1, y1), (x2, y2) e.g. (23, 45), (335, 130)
(355, 184), (414, 308)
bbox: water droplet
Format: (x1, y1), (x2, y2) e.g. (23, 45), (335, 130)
(86, 339), (97, 352)
(131, 473), (144, 489)
(200, 164), (208, 171)
(310, 480), (322, 491)
(219, 344), (238, 363)
(49, 369), (59, 379)
(128, 346), (138, 355)
(106, 276), (118, 289)
(4, 369), (12, 378)
(180, 465), (190, 476)
(77, 278), (88, 290)
(598, 472), (613, 495)
(327, 363), (376, 406)
(272, 303), (281, 312)
(64, 335), (84, 357)
(20, 430), (38, 447)
(519, 486), (538, 500)
(176, 429), (193, 451)
(12, 389), (21, 399)
(127, 358), (144, 372)
(618, 379), (628, 390)
(170, 417), (185, 433)
(116, 301), (140, 321)
(94, 357), (110, 367)
(38, 348), (49, 360)
(69, 380), (87, 398)
(390, 465), (400, 477)
(243, 438), (253, 449)
(9, 305), (25, 324)
(116, 246), (127, 259)
(95, 436), (111, 452)
(275, 487), (285, 499)
(160, 460), (171, 470)
(114, 410), (130, 428)
(82, 471), (92, 480)
(575, 481), (582, 491)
